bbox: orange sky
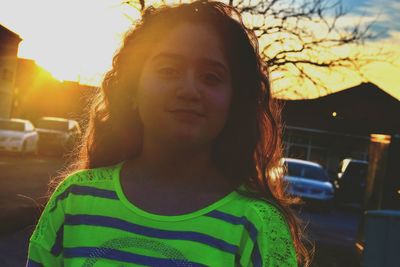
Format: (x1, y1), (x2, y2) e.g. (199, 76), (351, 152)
(1, 0), (399, 100)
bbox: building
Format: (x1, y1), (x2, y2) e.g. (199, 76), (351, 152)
(280, 82), (400, 174)
(13, 58), (59, 120)
(12, 58), (97, 124)
(0, 24), (22, 118)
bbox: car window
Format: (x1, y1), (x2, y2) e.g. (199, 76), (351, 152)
(343, 162), (368, 178)
(286, 161), (329, 181)
(0, 120), (25, 131)
(25, 122), (34, 131)
(36, 119), (69, 131)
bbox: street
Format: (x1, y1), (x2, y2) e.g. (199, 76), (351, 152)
(297, 207), (361, 267)
(0, 155), (361, 267)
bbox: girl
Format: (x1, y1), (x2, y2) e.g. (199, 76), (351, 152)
(27, 1), (310, 266)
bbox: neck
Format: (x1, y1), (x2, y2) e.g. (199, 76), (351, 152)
(126, 135), (231, 192)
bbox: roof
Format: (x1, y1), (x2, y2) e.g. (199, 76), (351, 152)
(39, 117), (69, 122)
(0, 24), (22, 42)
(281, 82), (399, 105)
(280, 82), (400, 135)
(341, 158), (368, 164)
(283, 157), (322, 168)
(0, 118), (30, 123)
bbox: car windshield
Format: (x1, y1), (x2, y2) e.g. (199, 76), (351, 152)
(36, 120), (68, 131)
(0, 120), (25, 131)
(286, 161), (329, 181)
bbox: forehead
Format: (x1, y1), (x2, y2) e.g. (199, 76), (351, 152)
(148, 23), (228, 66)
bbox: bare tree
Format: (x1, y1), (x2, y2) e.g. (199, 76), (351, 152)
(123, 0), (381, 98)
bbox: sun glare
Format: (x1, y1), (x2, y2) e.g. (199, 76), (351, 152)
(1, 0), (140, 85)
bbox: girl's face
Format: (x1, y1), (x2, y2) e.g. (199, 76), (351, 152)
(136, 23), (233, 147)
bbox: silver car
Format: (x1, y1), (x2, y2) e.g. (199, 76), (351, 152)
(0, 118), (39, 155)
(283, 158), (335, 211)
(35, 117), (81, 155)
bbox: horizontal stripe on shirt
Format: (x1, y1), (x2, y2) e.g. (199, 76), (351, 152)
(64, 214), (238, 254)
(50, 185), (118, 212)
(64, 246), (208, 267)
(205, 210), (258, 241)
(252, 243), (262, 267)
(206, 210), (262, 266)
(26, 259), (43, 267)
(50, 224), (64, 256)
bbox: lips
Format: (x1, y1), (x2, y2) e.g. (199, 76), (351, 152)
(167, 108), (205, 117)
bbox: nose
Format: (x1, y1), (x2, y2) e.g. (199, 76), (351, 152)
(175, 70), (201, 101)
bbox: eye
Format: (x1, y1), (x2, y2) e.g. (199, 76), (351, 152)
(157, 67), (180, 79)
(201, 72), (222, 85)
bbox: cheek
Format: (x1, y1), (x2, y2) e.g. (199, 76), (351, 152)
(136, 80), (166, 123)
(207, 90), (232, 126)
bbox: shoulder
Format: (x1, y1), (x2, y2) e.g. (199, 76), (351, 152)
(232, 193), (298, 266)
(251, 200), (298, 267)
(45, 162), (122, 212)
(51, 162), (121, 195)
(231, 189), (290, 228)
(249, 198), (290, 230)
(225, 192), (294, 239)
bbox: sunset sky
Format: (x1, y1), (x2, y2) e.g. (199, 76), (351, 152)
(0, 0), (399, 100)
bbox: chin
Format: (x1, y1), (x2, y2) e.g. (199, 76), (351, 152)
(172, 131), (199, 141)
(167, 130), (206, 145)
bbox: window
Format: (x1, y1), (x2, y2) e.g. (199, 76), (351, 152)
(0, 120), (25, 131)
(288, 145), (308, 160)
(36, 119), (69, 131)
(286, 161), (329, 181)
(25, 122), (34, 131)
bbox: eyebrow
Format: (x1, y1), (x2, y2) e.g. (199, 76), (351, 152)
(151, 52), (229, 73)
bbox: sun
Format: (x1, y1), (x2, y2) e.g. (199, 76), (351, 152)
(1, 0), (140, 85)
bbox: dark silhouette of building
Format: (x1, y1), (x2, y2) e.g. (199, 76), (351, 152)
(0, 24), (22, 118)
(281, 82), (400, 135)
(279, 82), (400, 173)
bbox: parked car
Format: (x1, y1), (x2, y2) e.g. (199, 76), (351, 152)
(35, 117), (81, 155)
(0, 118), (39, 155)
(334, 158), (368, 208)
(283, 158), (335, 211)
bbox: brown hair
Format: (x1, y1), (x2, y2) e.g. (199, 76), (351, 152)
(52, 1), (312, 265)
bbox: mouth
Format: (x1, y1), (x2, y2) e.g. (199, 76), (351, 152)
(167, 109), (206, 117)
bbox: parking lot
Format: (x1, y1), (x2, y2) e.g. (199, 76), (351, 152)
(0, 155), (361, 267)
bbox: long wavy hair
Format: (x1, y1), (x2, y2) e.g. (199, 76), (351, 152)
(51, 1), (312, 266)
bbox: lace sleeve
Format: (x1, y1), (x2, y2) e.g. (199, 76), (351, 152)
(27, 169), (88, 266)
(27, 181), (67, 267)
(251, 200), (298, 267)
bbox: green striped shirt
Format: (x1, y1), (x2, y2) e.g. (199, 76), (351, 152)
(26, 161), (298, 267)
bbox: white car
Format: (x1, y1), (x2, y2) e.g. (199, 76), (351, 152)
(0, 118), (39, 155)
(35, 117), (81, 155)
(283, 158), (335, 211)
